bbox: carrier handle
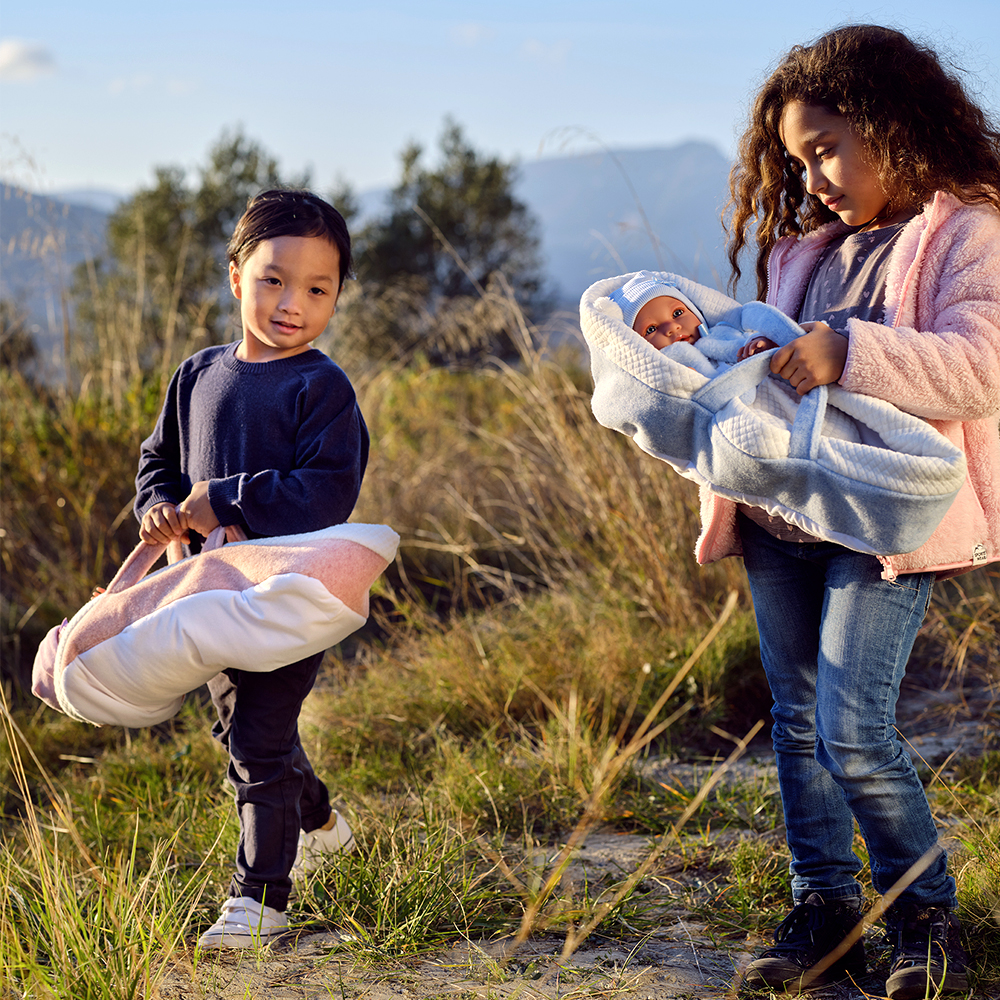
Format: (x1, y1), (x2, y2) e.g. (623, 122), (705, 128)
(103, 524), (246, 596)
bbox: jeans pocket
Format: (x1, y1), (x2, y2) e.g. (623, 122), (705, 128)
(886, 573), (934, 615)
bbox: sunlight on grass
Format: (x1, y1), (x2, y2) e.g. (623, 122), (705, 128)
(2, 276), (998, 991)
(0, 699), (214, 999)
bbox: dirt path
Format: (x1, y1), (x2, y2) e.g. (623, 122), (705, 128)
(157, 661), (998, 999)
(159, 911), (987, 999)
(159, 919), (746, 999)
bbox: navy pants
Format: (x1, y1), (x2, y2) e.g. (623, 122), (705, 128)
(208, 651), (331, 912)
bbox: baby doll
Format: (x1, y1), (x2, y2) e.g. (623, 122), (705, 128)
(608, 271), (783, 376)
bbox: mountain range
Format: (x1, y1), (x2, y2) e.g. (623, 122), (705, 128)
(1, 141), (740, 364)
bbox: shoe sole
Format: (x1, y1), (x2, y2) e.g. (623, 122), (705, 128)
(197, 928), (288, 949)
(886, 968), (969, 1000)
(744, 956), (867, 991)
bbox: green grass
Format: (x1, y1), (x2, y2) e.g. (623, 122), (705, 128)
(4, 675), (998, 994)
(1, 704), (215, 999)
(294, 808), (516, 956)
(2, 297), (998, 994)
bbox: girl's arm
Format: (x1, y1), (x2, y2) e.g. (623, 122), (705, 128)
(839, 207), (1000, 421)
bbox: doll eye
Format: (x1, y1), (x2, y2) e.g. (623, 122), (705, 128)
(644, 325), (657, 336)
(673, 308), (685, 318)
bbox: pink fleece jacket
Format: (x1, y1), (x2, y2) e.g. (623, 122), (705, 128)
(695, 192), (1000, 579)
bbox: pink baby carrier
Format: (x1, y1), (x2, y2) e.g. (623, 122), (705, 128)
(32, 522), (398, 727)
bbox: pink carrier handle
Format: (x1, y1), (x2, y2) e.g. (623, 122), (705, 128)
(103, 524), (248, 596)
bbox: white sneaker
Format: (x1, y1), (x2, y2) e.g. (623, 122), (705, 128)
(291, 809), (356, 877)
(196, 896), (289, 949)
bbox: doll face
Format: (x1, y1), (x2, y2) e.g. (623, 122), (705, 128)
(633, 296), (702, 350)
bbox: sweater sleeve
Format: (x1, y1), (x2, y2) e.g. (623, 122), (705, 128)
(206, 368), (369, 536)
(134, 369), (188, 523)
(839, 206), (1000, 422)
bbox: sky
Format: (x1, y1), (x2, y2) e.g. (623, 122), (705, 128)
(2, 0), (1000, 200)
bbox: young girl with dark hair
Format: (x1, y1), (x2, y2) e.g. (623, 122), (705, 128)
(711, 24), (1000, 997)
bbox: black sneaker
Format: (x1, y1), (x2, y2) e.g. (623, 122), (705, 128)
(744, 893), (867, 991)
(885, 905), (968, 999)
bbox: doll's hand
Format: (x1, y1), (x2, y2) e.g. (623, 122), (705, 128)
(140, 502), (189, 545)
(769, 322), (848, 395)
(176, 481), (221, 538)
(738, 337), (778, 361)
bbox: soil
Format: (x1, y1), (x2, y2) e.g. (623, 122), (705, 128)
(156, 658), (999, 1000)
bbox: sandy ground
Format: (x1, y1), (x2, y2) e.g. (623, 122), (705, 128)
(158, 925), (751, 999)
(156, 661), (999, 999)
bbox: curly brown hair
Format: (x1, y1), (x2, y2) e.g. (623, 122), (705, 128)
(727, 24), (1000, 298)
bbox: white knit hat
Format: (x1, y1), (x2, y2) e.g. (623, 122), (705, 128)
(609, 271), (707, 331)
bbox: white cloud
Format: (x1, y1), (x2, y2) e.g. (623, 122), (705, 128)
(520, 38), (572, 67)
(451, 23), (494, 46)
(0, 39), (56, 82)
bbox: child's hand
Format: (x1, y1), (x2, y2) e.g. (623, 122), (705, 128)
(176, 481), (221, 538)
(769, 322), (848, 395)
(140, 502), (189, 545)
(738, 337), (779, 361)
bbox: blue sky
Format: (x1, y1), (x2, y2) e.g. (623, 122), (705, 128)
(2, 0), (999, 198)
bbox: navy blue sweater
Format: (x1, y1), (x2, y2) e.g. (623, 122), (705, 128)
(135, 344), (369, 540)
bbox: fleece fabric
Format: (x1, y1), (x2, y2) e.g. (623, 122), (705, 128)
(696, 192), (1000, 579)
(32, 523), (399, 727)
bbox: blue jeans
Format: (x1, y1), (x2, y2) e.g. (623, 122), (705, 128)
(738, 513), (956, 908)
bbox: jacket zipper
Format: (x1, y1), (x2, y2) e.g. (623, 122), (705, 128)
(764, 244), (778, 304)
(878, 556), (898, 582)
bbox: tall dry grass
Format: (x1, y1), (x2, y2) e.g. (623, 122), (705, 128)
(3, 258), (997, 992)
(339, 276), (747, 618)
(3, 274), (752, 718)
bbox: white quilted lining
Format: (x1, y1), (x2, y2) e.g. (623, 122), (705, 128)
(582, 274), (966, 500)
(587, 278), (706, 397)
(61, 575), (365, 727)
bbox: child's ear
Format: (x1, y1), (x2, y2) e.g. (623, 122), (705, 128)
(229, 261), (243, 300)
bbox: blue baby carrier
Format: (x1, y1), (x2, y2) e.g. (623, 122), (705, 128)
(580, 272), (966, 556)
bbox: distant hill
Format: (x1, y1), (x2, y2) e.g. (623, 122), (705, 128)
(516, 141), (737, 303)
(50, 187), (127, 213)
(356, 142), (740, 304)
(1, 184), (109, 366)
(1, 142), (741, 368)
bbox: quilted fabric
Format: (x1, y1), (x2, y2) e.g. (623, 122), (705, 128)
(581, 272), (967, 556)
